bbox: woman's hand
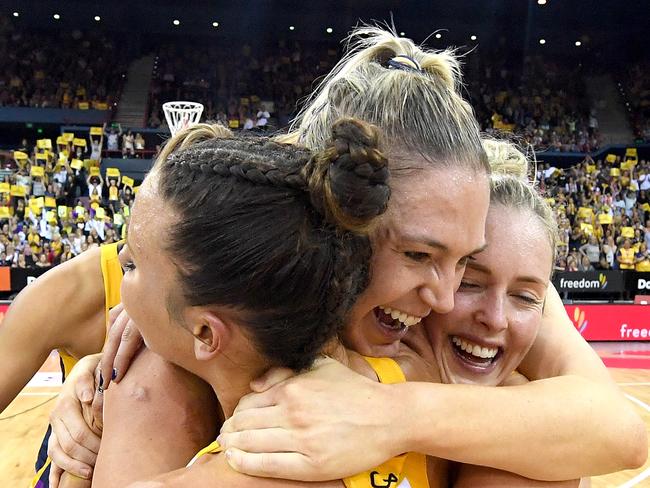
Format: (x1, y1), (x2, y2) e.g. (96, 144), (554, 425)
(99, 303), (143, 389)
(48, 353), (103, 487)
(218, 357), (401, 481)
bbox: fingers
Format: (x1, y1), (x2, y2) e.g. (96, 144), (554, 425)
(111, 319), (144, 383)
(100, 305), (129, 389)
(48, 460), (64, 488)
(91, 377), (105, 434)
(224, 448), (314, 481)
(221, 405), (282, 434)
(47, 421), (95, 479)
(73, 364), (96, 405)
(219, 427), (295, 454)
(250, 367), (295, 392)
(230, 389), (277, 417)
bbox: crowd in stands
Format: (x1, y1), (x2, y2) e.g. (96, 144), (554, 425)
(0, 133), (133, 271)
(469, 55), (602, 152)
(625, 62), (650, 142)
(146, 40), (339, 131)
(0, 16), (127, 109)
(540, 153), (650, 272)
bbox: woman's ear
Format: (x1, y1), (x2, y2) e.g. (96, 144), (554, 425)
(188, 310), (232, 362)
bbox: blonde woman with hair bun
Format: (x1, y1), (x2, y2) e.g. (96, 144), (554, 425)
(47, 26), (645, 488)
(219, 29), (645, 482)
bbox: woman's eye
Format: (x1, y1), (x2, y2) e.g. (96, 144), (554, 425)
(404, 251), (429, 262)
(458, 281), (478, 289)
(122, 261), (136, 273)
(516, 294), (542, 305)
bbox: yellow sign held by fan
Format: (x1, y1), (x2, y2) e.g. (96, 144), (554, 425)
(13, 151), (28, 161)
(89, 167), (101, 177)
(44, 196), (56, 208)
(31, 166), (45, 177)
(621, 227), (635, 239)
(70, 159), (83, 170)
(597, 213), (613, 225)
(73, 138), (87, 147)
(37, 139), (52, 150)
(10, 185), (25, 197)
(121, 176), (134, 188)
(90, 126), (103, 136)
(106, 168), (121, 178)
(605, 154), (616, 163)
(0, 207), (11, 219)
(0, 183), (9, 194)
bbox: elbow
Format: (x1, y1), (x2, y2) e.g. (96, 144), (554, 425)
(624, 418), (648, 470)
(611, 407), (648, 470)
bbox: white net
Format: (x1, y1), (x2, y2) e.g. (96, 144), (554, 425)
(162, 101), (204, 136)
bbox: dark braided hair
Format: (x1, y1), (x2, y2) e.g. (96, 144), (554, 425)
(155, 118), (389, 371)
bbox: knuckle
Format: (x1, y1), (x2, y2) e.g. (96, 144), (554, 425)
(69, 427), (87, 445)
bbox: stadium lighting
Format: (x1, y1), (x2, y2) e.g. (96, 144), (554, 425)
(435, 33), (442, 39)
(289, 26), (295, 31)
(539, 39), (546, 45)
(212, 21), (219, 27)
(575, 40), (582, 46)
(12, 12), (19, 17)
(94, 16), (101, 22)
(173, 19), (180, 26)
(53, 14), (61, 20)
(538, 0), (547, 4)
(470, 35), (477, 41)
(326, 27), (333, 34)
(400, 32), (405, 36)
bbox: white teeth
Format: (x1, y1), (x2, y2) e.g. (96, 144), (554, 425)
(379, 306), (422, 328)
(452, 336), (498, 359)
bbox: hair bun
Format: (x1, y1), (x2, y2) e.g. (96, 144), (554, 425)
(305, 117), (390, 233)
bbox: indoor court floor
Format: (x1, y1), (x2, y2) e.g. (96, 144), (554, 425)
(1, 344), (650, 487)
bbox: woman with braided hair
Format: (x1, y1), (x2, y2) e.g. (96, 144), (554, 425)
(61, 117), (410, 488)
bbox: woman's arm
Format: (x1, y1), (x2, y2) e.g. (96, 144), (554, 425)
(125, 453), (344, 488)
(219, 350), (645, 482)
(453, 464), (581, 488)
(91, 347), (221, 488)
(0, 246), (105, 412)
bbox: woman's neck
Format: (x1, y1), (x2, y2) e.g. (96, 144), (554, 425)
(203, 355), (268, 419)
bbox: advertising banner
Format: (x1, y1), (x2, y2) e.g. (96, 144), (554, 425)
(553, 271), (625, 294)
(566, 304), (650, 341)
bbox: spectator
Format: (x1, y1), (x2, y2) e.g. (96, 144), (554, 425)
(617, 239), (636, 270)
(579, 235), (601, 267)
(636, 242), (650, 271)
(122, 130), (135, 158)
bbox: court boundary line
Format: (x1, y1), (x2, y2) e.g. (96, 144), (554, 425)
(619, 466), (650, 488)
(619, 395), (650, 487)
(625, 394), (650, 413)
(619, 382), (650, 387)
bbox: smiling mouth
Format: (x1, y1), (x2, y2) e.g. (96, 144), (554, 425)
(450, 335), (502, 368)
(373, 305), (423, 333)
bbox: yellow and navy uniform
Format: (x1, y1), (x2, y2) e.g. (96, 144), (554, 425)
(31, 242), (123, 488)
(343, 357), (429, 488)
(189, 357), (429, 488)
(619, 247), (635, 270)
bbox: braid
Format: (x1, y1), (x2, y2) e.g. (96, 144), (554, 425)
(304, 117), (390, 233)
(164, 139), (311, 193)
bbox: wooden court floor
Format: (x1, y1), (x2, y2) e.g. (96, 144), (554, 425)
(1, 353), (650, 487)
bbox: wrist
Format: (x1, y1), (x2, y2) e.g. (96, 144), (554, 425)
(386, 381), (438, 456)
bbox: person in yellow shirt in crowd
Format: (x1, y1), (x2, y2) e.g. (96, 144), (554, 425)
(635, 242), (650, 272)
(617, 238), (636, 270)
